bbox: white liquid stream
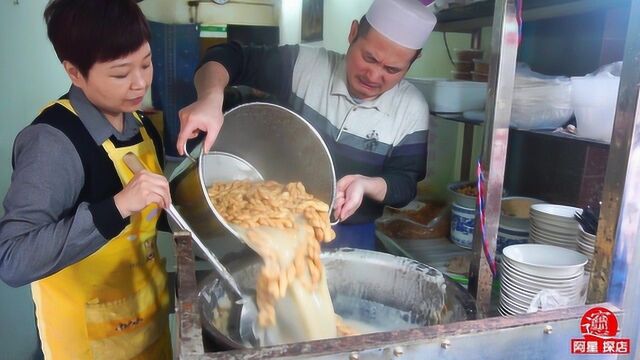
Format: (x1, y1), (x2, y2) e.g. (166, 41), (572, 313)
(231, 216), (338, 345)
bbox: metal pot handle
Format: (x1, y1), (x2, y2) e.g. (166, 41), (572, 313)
(183, 142), (198, 163)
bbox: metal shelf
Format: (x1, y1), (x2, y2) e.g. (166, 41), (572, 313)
(432, 113), (610, 147)
(435, 0), (629, 33)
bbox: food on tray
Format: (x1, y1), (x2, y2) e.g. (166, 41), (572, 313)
(378, 202), (450, 240)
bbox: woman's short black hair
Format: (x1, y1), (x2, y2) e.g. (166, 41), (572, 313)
(44, 0), (150, 77)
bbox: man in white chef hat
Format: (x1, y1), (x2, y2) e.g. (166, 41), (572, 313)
(178, 0), (437, 249)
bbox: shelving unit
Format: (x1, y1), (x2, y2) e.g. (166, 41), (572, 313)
(380, 0), (635, 311)
(431, 114), (609, 194)
(435, 0), (629, 33)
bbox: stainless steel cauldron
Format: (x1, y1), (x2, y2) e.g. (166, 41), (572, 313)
(170, 102), (336, 258)
(198, 249), (477, 349)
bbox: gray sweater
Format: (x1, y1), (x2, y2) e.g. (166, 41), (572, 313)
(0, 86), (144, 287)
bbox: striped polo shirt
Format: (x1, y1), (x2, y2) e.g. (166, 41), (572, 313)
(201, 43), (429, 223)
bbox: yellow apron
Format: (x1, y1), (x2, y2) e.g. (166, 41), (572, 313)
(31, 100), (172, 360)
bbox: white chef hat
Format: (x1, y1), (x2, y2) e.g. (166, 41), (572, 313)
(365, 0), (437, 50)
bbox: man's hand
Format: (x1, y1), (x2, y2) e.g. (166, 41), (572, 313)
(177, 95), (223, 155)
(176, 61), (230, 155)
(114, 170), (171, 218)
(332, 175), (387, 221)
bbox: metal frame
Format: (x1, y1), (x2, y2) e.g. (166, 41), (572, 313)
(175, 232), (621, 359)
(594, 0), (640, 349)
(588, 0), (640, 306)
(434, 0), (629, 33)
(467, 0), (518, 313)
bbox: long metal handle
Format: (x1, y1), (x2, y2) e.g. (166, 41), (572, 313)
(122, 152), (243, 299)
(166, 205), (243, 298)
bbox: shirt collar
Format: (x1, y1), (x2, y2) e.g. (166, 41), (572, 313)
(330, 57), (399, 116)
(68, 85), (141, 145)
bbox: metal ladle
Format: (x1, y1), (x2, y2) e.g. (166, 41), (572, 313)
(122, 152), (259, 346)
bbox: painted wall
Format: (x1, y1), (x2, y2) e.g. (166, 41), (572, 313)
(139, 0), (277, 26)
(0, 1), (71, 358)
(278, 0), (303, 44)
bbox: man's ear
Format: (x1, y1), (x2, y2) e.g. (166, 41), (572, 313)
(63, 60), (84, 87)
(348, 20), (359, 44)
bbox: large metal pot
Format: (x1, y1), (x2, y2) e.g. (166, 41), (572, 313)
(170, 102), (336, 257)
(198, 249), (478, 349)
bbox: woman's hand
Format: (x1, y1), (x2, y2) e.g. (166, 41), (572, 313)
(114, 170), (171, 218)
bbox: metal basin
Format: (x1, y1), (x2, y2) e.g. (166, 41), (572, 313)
(198, 249), (477, 349)
(170, 102), (336, 258)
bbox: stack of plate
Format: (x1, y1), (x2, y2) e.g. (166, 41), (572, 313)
(529, 204), (582, 250)
(577, 226), (596, 271)
(498, 244), (588, 316)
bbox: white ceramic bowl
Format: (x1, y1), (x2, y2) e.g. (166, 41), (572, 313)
(530, 204), (582, 219)
(530, 217), (580, 233)
(530, 221), (579, 236)
(530, 237), (578, 251)
(578, 226), (596, 244)
(502, 244), (587, 278)
(498, 304), (515, 317)
(501, 259), (584, 283)
(529, 226), (577, 241)
(500, 293), (529, 314)
(529, 230), (577, 245)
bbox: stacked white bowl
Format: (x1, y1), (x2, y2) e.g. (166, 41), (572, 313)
(498, 244), (588, 316)
(529, 204), (582, 250)
(577, 226), (596, 271)
(497, 197), (545, 257)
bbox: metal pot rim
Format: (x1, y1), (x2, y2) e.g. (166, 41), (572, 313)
(194, 102), (338, 239)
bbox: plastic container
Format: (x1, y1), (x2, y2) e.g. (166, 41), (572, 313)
(408, 77), (487, 113)
(571, 62), (622, 143)
(510, 63), (573, 130)
(453, 61), (473, 72)
(454, 48), (484, 62)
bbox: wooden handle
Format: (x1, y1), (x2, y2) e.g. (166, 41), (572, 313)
(123, 152), (146, 174)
